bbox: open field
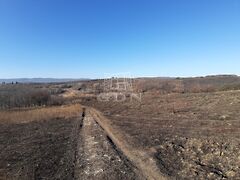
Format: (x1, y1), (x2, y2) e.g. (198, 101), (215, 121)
(79, 76), (240, 179)
(80, 90), (240, 179)
(0, 105), (140, 179)
(0, 105), (83, 179)
(0, 75), (240, 179)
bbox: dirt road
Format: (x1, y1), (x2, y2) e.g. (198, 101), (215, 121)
(74, 110), (140, 180)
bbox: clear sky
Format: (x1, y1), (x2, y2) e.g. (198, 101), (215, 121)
(0, 0), (239, 78)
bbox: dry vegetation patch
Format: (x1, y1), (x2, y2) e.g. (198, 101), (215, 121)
(0, 104), (83, 179)
(0, 104), (82, 124)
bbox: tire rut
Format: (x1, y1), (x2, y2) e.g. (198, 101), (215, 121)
(74, 110), (139, 180)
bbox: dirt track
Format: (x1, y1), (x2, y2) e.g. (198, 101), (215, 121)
(88, 108), (168, 180)
(74, 109), (140, 180)
(2, 100), (238, 179)
(80, 90), (240, 179)
(0, 107), (142, 180)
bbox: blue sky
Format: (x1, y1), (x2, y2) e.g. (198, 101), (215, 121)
(0, 0), (239, 78)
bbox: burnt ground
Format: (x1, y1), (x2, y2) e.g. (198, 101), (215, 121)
(0, 109), (140, 180)
(74, 112), (140, 180)
(154, 136), (240, 179)
(0, 117), (82, 179)
(80, 90), (240, 179)
(1, 79), (240, 180)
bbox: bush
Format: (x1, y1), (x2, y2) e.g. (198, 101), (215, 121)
(0, 84), (52, 109)
(220, 83), (240, 91)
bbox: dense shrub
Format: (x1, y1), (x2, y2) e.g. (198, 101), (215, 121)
(220, 83), (240, 91)
(0, 84), (56, 109)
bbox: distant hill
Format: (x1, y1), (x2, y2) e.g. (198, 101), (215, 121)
(135, 74), (240, 93)
(0, 78), (89, 83)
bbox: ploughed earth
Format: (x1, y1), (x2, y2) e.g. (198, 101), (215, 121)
(80, 90), (240, 179)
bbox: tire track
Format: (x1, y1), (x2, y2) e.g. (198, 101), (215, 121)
(74, 108), (139, 180)
(88, 107), (168, 180)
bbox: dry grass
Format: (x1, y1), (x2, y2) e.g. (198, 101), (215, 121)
(0, 104), (82, 124)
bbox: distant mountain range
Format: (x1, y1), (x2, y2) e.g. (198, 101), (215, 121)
(0, 75), (239, 84)
(0, 78), (89, 83)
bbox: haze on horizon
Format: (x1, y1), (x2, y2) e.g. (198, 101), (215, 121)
(0, 0), (240, 79)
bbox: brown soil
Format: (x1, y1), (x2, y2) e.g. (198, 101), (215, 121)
(1, 77), (240, 179)
(0, 117), (81, 179)
(0, 106), (141, 180)
(80, 90), (240, 179)
(74, 111), (140, 180)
